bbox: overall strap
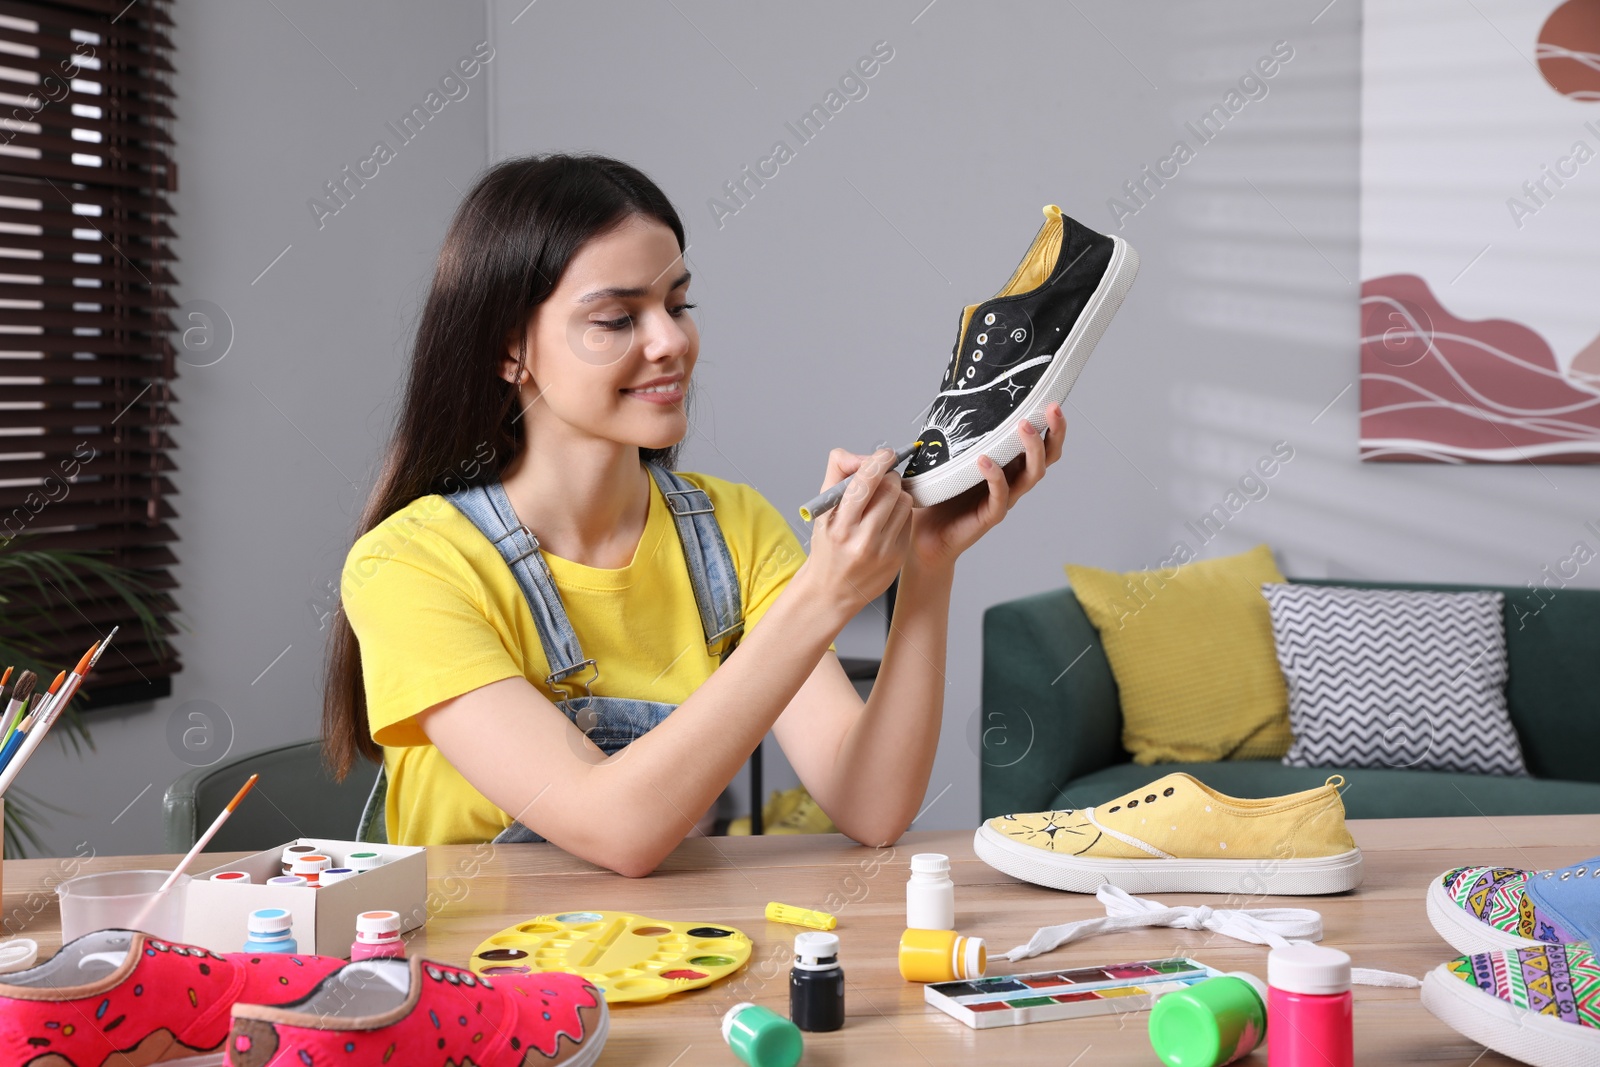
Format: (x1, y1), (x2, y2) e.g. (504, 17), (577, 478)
(445, 481), (597, 701)
(645, 464), (744, 660)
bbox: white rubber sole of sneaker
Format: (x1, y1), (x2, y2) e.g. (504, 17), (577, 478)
(1422, 964), (1600, 1067)
(1425, 873), (1549, 956)
(905, 233), (1141, 507)
(973, 823), (1364, 895)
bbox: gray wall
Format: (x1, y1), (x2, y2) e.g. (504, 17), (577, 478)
(18, 0), (1599, 857)
(17, 1), (491, 857)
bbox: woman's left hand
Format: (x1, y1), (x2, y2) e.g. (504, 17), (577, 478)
(909, 402), (1067, 572)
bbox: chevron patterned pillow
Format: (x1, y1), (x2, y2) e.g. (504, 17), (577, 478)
(1261, 585), (1526, 776)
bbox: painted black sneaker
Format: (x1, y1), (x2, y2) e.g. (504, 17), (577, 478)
(901, 205), (1138, 506)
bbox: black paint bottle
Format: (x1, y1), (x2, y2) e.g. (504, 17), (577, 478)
(789, 931), (845, 1032)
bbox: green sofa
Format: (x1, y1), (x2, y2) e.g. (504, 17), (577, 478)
(980, 578), (1600, 820)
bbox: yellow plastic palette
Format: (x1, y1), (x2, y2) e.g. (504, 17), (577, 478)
(468, 910), (753, 1004)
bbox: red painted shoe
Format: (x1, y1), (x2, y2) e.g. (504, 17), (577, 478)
(225, 957), (608, 1067)
(0, 928), (345, 1066)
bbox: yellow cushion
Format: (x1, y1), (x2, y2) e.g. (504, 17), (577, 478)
(1065, 544), (1292, 764)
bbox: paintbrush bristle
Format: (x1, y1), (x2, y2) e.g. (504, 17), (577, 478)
(10, 671), (36, 704)
(46, 670), (66, 694)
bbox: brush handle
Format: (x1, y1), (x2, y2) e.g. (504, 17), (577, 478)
(0, 727), (25, 779)
(0, 683), (72, 797)
(0, 698), (26, 753)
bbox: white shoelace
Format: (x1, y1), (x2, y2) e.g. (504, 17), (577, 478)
(999, 885), (1421, 989)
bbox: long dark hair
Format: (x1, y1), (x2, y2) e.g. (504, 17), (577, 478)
(323, 153), (688, 780)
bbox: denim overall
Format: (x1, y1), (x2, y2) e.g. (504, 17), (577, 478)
(356, 464), (743, 845)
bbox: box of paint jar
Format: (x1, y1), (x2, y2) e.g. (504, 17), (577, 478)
(182, 838), (425, 957)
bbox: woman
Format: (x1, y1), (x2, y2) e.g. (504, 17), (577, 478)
(323, 153), (1065, 877)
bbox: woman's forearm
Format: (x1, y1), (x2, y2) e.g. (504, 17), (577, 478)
(588, 562), (848, 867)
(826, 556), (955, 845)
(424, 559), (851, 876)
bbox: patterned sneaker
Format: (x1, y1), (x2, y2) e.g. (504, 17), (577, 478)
(973, 772), (1364, 895)
(1427, 855), (1600, 956)
(900, 205), (1138, 506)
(1422, 942), (1600, 1067)
(0, 928), (343, 1066)
(226, 956), (607, 1067)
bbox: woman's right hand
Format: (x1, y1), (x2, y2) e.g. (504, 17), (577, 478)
(800, 447), (915, 625)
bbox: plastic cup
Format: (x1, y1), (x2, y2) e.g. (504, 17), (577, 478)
(56, 870), (190, 944)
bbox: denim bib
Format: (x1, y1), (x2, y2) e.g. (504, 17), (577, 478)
(356, 464), (744, 844)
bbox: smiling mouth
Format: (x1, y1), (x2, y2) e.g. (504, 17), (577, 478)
(622, 383), (682, 395)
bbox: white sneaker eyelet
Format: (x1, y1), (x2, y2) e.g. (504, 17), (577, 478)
(984, 313), (996, 325)
(973, 351), (983, 361)
(965, 367), (976, 378)
(977, 332), (988, 344)
(1561, 872), (1572, 880)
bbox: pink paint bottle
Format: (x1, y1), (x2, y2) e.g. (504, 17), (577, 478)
(1267, 944), (1352, 1067)
(350, 910), (405, 961)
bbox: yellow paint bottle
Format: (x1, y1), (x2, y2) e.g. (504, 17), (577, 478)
(898, 928), (987, 983)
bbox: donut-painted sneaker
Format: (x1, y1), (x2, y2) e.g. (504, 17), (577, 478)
(1422, 942), (1600, 1067)
(973, 772), (1363, 895)
(225, 956), (607, 1067)
(900, 205), (1138, 506)
(1427, 854), (1600, 956)
(0, 928), (344, 1066)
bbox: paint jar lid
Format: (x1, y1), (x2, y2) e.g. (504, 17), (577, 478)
(290, 855), (332, 875)
(910, 853), (950, 875)
(266, 875), (307, 887)
(356, 910), (402, 941)
(957, 935), (986, 979)
(1268, 945), (1351, 995)
(212, 871), (251, 883)
(319, 868), (355, 887)
(1148, 972), (1268, 1067)
(346, 851), (383, 870)
(281, 844), (317, 862)
(247, 908), (292, 936)
(722, 1002), (804, 1067)
(793, 931), (840, 970)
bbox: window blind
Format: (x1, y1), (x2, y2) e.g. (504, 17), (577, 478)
(0, 0), (178, 703)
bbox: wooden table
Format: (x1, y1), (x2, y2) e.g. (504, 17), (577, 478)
(5, 815), (1594, 1064)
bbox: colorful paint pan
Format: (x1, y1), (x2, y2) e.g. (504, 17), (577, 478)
(468, 909), (752, 1005)
(924, 957), (1220, 1030)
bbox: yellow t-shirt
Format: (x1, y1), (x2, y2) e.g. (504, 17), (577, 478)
(341, 469), (813, 846)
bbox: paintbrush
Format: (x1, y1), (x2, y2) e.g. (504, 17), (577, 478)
(0, 670), (37, 753)
(130, 773), (261, 930)
(0, 627), (115, 797)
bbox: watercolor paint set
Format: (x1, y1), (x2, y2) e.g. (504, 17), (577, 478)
(924, 956), (1220, 1030)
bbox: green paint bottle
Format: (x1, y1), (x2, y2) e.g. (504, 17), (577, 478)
(722, 1002), (803, 1067)
(1148, 971), (1268, 1067)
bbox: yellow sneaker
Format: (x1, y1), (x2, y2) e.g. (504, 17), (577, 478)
(974, 773), (1362, 895)
(727, 786), (836, 836)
